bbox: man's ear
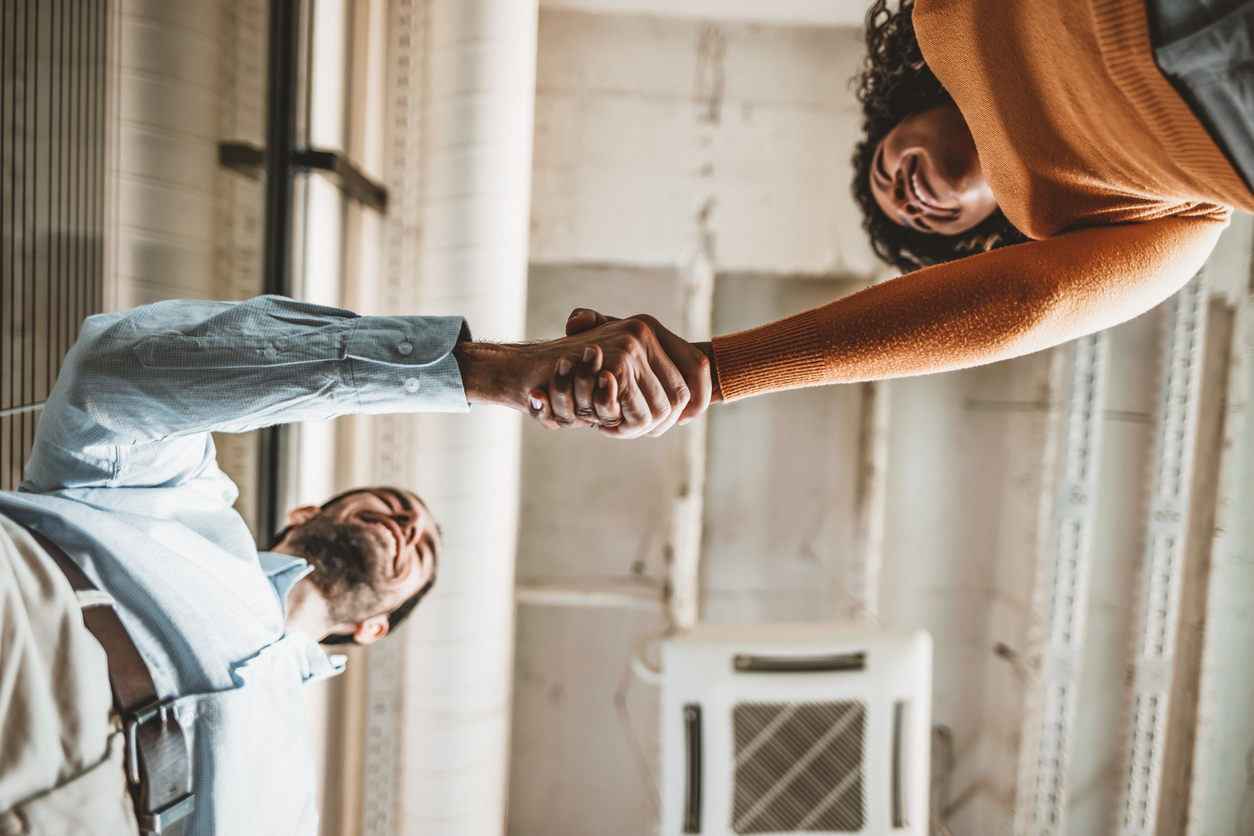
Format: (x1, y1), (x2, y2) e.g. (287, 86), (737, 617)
(352, 615), (390, 645)
(286, 505), (320, 528)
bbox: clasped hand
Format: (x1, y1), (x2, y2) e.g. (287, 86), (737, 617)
(527, 310), (718, 439)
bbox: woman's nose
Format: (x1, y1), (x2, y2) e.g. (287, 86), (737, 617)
(893, 182), (920, 215)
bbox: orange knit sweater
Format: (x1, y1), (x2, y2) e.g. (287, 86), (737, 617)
(710, 0), (1254, 400)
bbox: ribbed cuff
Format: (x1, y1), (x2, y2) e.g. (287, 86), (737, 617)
(711, 309), (828, 402)
(1092, 0), (1254, 211)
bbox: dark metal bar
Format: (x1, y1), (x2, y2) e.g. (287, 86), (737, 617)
(218, 141), (266, 178)
(257, 0), (303, 545)
(221, 141), (389, 213)
(891, 701), (908, 828)
(732, 651), (867, 674)
(263, 0), (299, 299)
(683, 703), (702, 834)
(292, 147), (388, 212)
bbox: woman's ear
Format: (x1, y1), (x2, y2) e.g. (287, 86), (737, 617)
(351, 615), (390, 645)
(285, 505), (320, 528)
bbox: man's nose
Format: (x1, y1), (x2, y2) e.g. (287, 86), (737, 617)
(394, 508), (419, 540)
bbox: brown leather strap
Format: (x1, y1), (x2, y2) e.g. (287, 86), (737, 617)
(23, 524), (194, 833)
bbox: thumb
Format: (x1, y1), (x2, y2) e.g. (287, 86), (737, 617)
(565, 308), (613, 336)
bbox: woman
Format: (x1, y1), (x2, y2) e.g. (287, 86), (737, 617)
(531, 0), (1254, 437)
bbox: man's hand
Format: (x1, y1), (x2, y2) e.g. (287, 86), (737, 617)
(536, 309), (720, 436)
(453, 318), (695, 439)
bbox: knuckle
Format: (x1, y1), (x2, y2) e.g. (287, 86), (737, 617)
(622, 319), (648, 339)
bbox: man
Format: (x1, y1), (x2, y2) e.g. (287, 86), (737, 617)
(0, 296), (704, 834)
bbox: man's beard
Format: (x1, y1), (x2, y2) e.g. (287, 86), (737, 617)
(288, 515), (388, 624)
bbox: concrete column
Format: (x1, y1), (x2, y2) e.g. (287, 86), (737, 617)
(386, 1), (539, 834)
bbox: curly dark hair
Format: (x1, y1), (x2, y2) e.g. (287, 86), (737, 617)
(851, 0), (1029, 272)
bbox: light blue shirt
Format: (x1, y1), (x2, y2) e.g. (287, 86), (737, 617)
(0, 297), (470, 835)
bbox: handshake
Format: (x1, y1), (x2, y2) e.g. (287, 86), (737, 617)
(454, 308), (721, 439)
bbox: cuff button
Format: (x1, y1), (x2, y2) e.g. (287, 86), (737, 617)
(263, 347), (278, 360)
(397, 341), (414, 356)
(404, 377), (421, 393)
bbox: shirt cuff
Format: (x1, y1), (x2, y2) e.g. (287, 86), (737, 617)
(345, 315), (472, 414)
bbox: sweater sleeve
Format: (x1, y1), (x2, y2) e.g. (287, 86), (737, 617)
(711, 215), (1228, 400)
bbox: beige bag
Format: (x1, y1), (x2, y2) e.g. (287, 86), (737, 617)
(0, 515), (136, 835)
(0, 730), (137, 836)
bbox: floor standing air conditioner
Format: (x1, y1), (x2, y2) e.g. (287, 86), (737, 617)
(660, 622), (932, 836)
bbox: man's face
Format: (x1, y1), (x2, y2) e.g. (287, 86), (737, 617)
(293, 487), (440, 625)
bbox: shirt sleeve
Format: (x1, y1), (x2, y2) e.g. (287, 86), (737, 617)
(711, 215), (1228, 400)
(23, 296), (471, 491)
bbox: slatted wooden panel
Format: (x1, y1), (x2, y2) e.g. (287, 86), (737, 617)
(1, 0), (107, 490)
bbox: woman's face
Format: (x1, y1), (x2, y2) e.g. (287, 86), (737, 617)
(869, 104), (997, 236)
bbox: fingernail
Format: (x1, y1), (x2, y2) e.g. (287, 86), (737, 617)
(530, 396), (543, 411)
(598, 375), (608, 389)
(679, 417), (690, 425)
(558, 359), (572, 376)
(582, 346), (596, 363)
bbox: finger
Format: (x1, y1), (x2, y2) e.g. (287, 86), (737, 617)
(572, 345), (602, 421)
(610, 373), (654, 439)
(527, 389), (562, 431)
(630, 365), (673, 437)
(636, 318), (707, 426)
(677, 349), (712, 424)
(564, 308), (614, 336)
(634, 342), (690, 437)
(647, 361), (690, 437)
(593, 370), (621, 428)
(549, 355), (581, 427)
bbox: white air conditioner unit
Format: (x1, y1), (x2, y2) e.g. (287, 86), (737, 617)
(660, 622), (932, 836)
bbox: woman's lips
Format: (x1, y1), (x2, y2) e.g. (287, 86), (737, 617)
(907, 156), (955, 215)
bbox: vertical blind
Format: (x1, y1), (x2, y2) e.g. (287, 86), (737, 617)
(1, 0), (107, 490)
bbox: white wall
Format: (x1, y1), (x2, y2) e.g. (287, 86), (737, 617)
(508, 264), (680, 836)
(529, 9), (878, 278)
(701, 273), (870, 624)
(512, 11), (883, 830)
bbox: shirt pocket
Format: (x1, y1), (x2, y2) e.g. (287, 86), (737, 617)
(133, 334), (346, 368)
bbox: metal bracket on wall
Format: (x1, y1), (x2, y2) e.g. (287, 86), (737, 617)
(1015, 331), (1111, 836)
(218, 141), (388, 213)
(1116, 273), (1207, 836)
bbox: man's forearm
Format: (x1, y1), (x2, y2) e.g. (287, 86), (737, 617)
(453, 341), (544, 411)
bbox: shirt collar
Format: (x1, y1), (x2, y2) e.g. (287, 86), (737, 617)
(256, 551), (346, 683)
(258, 551), (313, 622)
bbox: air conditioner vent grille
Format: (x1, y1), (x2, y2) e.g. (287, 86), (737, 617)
(731, 701), (867, 834)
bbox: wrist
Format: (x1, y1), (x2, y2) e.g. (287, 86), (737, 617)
(695, 341), (722, 403)
(454, 341), (542, 411)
